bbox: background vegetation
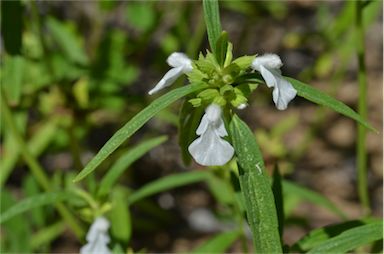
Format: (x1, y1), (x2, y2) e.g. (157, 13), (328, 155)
(1, 1), (382, 253)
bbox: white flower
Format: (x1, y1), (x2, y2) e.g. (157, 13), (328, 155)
(80, 217), (111, 254)
(188, 104), (234, 166)
(148, 52), (193, 95)
(251, 54), (297, 110)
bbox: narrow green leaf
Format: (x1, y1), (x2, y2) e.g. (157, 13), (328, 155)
(292, 219), (376, 252)
(73, 83), (207, 182)
(215, 31), (228, 67)
(127, 171), (210, 205)
(192, 230), (240, 253)
(283, 180), (347, 220)
(0, 192), (73, 224)
(98, 136), (167, 197)
(307, 221), (383, 253)
(229, 114), (282, 253)
(203, 0), (222, 53)
(288, 77), (377, 132)
(178, 100), (204, 165)
(109, 188), (131, 242)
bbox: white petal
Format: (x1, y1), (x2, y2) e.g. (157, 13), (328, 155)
(148, 66), (183, 95)
(80, 238), (111, 254)
(251, 54), (282, 71)
(188, 127), (234, 166)
(272, 77), (297, 110)
(196, 114), (209, 135)
(259, 65), (278, 88)
(86, 217), (110, 242)
(167, 52), (193, 72)
(196, 104), (227, 136)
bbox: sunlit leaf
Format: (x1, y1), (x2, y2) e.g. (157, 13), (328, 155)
(229, 114), (282, 253)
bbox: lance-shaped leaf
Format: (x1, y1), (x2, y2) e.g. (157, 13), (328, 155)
(307, 221), (383, 253)
(203, 0), (222, 53)
(73, 83), (207, 182)
(229, 114), (282, 253)
(288, 77), (377, 132)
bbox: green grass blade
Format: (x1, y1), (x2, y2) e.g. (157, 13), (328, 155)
(127, 171), (210, 205)
(192, 230), (241, 253)
(288, 77), (377, 132)
(229, 114), (282, 253)
(307, 221), (383, 253)
(282, 180), (347, 220)
(73, 83), (207, 182)
(0, 192), (73, 224)
(203, 0), (222, 53)
(98, 136), (167, 197)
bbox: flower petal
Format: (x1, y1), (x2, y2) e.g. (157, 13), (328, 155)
(272, 77), (297, 110)
(259, 65), (278, 88)
(196, 114), (209, 135)
(251, 54), (282, 71)
(148, 66), (183, 95)
(188, 127), (234, 166)
(167, 52), (193, 72)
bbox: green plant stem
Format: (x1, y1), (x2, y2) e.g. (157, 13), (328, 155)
(1, 90), (84, 239)
(355, 0), (370, 216)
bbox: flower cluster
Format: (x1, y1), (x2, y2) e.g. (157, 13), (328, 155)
(149, 49), (297, 166)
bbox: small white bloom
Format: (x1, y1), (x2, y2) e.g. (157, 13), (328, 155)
(80, 217), (111, 254)
(188, 104), (234, 166)
(251, 54), (297, 110)
(148, 52), (193, 95)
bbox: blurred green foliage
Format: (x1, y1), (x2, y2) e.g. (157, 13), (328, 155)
(1, 1), (382, 253)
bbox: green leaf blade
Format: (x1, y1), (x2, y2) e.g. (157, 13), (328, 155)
(229, 114), (282, 253)
(203, 0), (222, 53)
(288, 77), (377, 132)
(307, 221), (383, 254)
(73, 83), (207, 182)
